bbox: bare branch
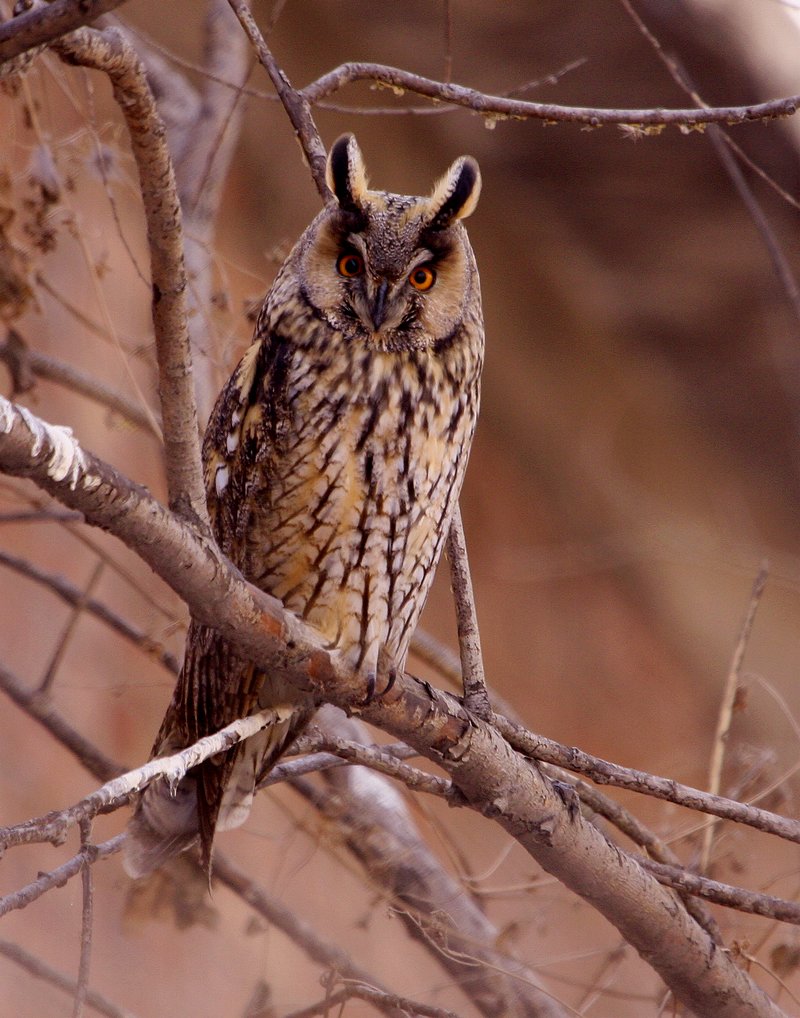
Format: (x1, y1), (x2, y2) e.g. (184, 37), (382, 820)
(641, 857), (800, 925)
(0, 662), (123, 781)
(73, 820), (95, 1018)
(701, 563), (769, 872)
(301, 713), (566, 1018)
(211, 853), (406, 1018)
(493, 712), (800, 845)
(0, 710), (282, 851)
(283, 982), (459, 1018)
(445, 504), (490, 718)
(306, 731), (451, 798)
(301, 62), (800, 131)
(0, 835), (123, 918)
(52, 25), (207, 523)
(227, 0), (329, 200)
(39, 559), (104, 694)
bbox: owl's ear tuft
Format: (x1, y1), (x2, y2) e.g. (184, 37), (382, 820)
(427, 156), (481, 230)
(326, 134), (369, 211)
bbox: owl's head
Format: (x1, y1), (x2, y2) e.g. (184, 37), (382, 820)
(298, 134), (481, 352)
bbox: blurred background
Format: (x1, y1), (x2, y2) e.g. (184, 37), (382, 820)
(2, 0), (800, 1014)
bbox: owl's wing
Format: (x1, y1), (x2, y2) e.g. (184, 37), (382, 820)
(202, 334), (291, 561)
(126, 334), (301, 877)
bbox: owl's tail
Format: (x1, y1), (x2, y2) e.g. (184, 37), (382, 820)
(122, 713), (308, 879)
(123, 624), (313, 879)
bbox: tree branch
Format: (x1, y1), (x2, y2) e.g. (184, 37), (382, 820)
(52, 25), (207, 523)
(301, 62), (800, 131)
(445, 504), (490, 718)
(492, 711), (800, 844)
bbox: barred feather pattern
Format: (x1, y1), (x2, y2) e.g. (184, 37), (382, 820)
(124, 136), (483, 878)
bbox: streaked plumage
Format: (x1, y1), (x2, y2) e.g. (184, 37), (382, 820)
(124, 134), (484, 877)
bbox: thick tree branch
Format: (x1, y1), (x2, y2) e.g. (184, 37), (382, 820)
(0, 393), (787, 1017)
(52, 25), (207, 523)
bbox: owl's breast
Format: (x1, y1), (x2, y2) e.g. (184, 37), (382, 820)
(243, 342), (479, 671)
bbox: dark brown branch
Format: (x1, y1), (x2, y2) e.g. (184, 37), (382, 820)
(0, 395), (788, 1017)
(227, 0), (329, 200)
(0, 0), (128, 65)
(301, 62), (800, 130)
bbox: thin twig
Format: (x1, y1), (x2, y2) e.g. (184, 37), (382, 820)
(445, 504), (491, 718)
(283, 983), (459, 1018)
(226, 0), (329, 200)
(700, 563), (769, 872)
(0, 662), (124, 780)
(211, 853), (407, 1017)
(73, 819), (95, 1018)
(640, 857), (800, 925)
(0, 835), (123, 918)
(301, 61), (800, 130)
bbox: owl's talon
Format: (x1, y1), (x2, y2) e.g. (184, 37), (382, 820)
(380, 668), (397, 697)
(362, 671), (377, 705)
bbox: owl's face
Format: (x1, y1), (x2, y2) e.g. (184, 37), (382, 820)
(297, 135), (481, 352)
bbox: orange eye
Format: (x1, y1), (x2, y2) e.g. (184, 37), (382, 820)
(337, 252), (364, 277)
(409, 265), (436, 291)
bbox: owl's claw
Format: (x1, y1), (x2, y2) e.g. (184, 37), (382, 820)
(362, 671), (377, 705)
(361, 668), (397, 705)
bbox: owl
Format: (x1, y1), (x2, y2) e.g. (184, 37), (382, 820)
(123, 134), (483, 877)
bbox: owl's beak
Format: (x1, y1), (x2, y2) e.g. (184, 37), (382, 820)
(368, 280), (389, 331)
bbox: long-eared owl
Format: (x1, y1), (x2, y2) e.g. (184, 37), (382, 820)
(124, 134), (484, 877)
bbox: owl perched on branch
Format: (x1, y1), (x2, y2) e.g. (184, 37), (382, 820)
(124, 134), (484, 877)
